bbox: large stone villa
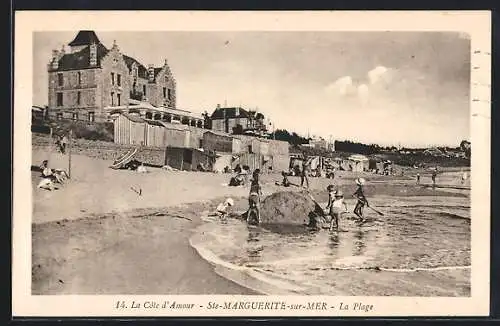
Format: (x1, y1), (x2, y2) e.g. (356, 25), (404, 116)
(47, 30), (204, 127)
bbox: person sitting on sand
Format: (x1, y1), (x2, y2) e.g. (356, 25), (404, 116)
(275, 171), (291, 187)
(40, 160), (53, 178)
(137, 163), (148, 173)
(248, 175), (263, 224)
(328, 190), (348, 231)
(40, 160), (67, 184)
(353, 178), (369, 222)
(215, 198), (234, 221)
(37, 177), (58, 191)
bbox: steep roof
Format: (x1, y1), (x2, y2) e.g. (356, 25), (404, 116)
(68, 31), (101, 46)
(121, 113), (145, 123)
(122, 54), (148, 79)
(154, 68), (162, 78)
(210, 107), (250, 120)
(54, 43), (109, 71)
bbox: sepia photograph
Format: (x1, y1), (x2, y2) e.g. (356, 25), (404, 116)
(13, 11), (491, 317)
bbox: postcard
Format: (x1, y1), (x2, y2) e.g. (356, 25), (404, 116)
(13, 10), (491, 317)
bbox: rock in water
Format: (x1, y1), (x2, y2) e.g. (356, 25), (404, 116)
(260, 191), (324, 227)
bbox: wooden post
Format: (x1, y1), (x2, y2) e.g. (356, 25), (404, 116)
(68, 129), (72, 178)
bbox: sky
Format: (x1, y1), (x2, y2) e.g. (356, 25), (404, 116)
(33, 31), (471, 147)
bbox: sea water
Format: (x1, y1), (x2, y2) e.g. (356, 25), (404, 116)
(190, 195), (470, 296)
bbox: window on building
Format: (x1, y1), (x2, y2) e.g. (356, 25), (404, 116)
(111, 92), (114, 106)
(168, 89), (172, 100)
(248, 145), (253, 154)
(117, 93), (121, 106)
(111, 73), (115, 85)
(56, 112), (63, 120)
(57, 73), (63, 86)
(88, 112), (95, 122)
(56, 92), (63, 106)
(163, 87), (166, 98)
(199, 139), (203, 148)
(143, 85), (146, 96)
(77, 91), (81, 105)
(72, 112), (78, 121)
(117, 74), (121, 86)
(77, 72), (82, 85)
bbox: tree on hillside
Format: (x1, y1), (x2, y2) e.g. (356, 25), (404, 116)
(460, 140), (471, 158)
(202, 111), (212, 129)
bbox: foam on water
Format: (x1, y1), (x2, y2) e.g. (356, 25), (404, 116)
(190, 196), (471, 295)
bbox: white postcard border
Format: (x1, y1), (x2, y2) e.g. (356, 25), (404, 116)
(13, 10), (491, 317)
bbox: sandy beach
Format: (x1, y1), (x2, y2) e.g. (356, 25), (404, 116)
(31, 148), (469, 295)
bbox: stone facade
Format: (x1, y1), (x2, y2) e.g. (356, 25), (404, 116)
(97, 43), (131, 110)
(47, 31), (177, 122)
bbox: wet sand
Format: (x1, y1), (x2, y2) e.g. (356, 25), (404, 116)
(31, 149), (469, 295)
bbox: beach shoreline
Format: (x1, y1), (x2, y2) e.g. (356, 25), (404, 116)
(31, 149), (470, 295)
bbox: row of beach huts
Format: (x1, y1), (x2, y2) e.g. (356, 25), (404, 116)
(112, 113), (290, 173)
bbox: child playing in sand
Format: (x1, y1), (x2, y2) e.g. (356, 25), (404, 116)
(328, 190), (348, 231)
(215, 198), (234, 221)
(275, 171), (291, 187)
(353, 178), (369, 222)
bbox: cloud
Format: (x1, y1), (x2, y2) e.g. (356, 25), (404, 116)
(367, 65), (389, 84)
(325, 76), (354, 96)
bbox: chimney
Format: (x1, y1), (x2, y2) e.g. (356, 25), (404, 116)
(216, 103), (221, 109)
(60, 45), (65, 56)
(89, 42), (97, 66)
(50, 50), (60, 70)
(235, 107), (240, 117)
(148, 64), (155, 82)
(112, 39), (119, 52)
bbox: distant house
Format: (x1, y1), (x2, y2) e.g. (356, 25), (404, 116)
(210, 105), (251, 134)
(347, 154), (370, 172)
(209, 104), (269, 136)
(309, 137), (329, 150)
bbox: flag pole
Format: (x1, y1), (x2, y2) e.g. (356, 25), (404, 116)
(68, 129), (72, 178)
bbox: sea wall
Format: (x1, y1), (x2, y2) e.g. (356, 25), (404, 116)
(32, 133), (166, 166)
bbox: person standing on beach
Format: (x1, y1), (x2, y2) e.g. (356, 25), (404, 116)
(59, 134), (68, 154)
(248, 172), (263, 224)
(431, 167), (438, 188)
(328, 190), (348, 231)
(353, 178), (369, 222)
(416, 173), (420, 185)
(461, 171), (468, 184)
(300, 162), (309, 189)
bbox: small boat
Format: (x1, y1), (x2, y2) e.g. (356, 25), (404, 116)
(109, 147), (139, 169)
